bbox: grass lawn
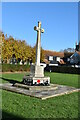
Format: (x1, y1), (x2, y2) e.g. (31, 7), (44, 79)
(1, 72), (79, 88)
(0, 72), (79, 119)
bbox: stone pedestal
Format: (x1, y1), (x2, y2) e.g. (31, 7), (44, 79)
(22, 75), (50, 86)
(30, 65), (44, 77)
(23, 64), (50, 85)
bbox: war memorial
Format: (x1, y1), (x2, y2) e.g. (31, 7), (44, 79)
(22, 21), (50, 86)
(0, 22), (79, 100)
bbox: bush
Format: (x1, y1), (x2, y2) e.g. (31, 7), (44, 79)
(2, 64), (30, 72)
(45, 65), (80, 74)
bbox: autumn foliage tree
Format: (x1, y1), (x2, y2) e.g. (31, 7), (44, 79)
(1, 32), (44, 64)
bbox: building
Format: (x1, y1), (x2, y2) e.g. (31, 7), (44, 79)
(43, 50), (64, 65)
(70, 51), (80, 65)
(69, 41), (80, 65)
(75, 41), (80, 51)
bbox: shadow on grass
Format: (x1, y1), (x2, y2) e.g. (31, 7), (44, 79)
(2, 110), (27, 120)
(0, 77), (21, 85)
(2, 110), (78, 120)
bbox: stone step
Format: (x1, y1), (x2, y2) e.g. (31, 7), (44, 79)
(13, 83), (58, 91)
(0, 83), (79, 100)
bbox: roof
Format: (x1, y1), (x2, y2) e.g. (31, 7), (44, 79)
(77, 51), (80, 55)
(44, 50), (64, 58)
(70, 51), (80, 59)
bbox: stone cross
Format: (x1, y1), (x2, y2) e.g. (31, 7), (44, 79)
(34, 21), (44, 66)
(22, 21), (50, 85)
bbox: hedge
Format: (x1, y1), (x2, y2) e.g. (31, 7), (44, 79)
(1, 64), (80, 74)
(45, 65), (80, 74)
(2, 64), (30, 72)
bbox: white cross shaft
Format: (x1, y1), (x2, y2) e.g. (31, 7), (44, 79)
(34, 21), (44, 66)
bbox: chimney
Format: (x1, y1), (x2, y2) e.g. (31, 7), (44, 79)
(76, 40), (77, 45)
(79, 41), (80, 51)
(75, 40), (79, 51)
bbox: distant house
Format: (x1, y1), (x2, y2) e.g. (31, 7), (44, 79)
(43, 50), (64, 66)
(69, 41), (80, 65)
(63, 52), (74, 64)
(44, 50), (64, 59)
(48, 56), (60, 66)
(48, 56), (60, 62)
(70, 52), (80, 65)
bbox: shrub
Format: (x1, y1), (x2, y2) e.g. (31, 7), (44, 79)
(45, 65), (80, 74)
(2, 64), (30, 72)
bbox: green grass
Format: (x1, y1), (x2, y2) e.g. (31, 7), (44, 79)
(0, 72), (79, 119)
(1, 72), (79, 88)
(45, 72), (79, 88)
(2, 90), (79, 119)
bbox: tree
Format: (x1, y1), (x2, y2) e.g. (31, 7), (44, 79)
(64, 48), (75, 53)
(1, 32), (45, 64)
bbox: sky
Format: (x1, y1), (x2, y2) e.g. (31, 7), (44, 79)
(2, 2), (78, 51)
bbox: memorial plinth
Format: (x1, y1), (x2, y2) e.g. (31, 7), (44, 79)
(22, 21), (50, 85)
